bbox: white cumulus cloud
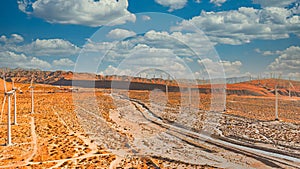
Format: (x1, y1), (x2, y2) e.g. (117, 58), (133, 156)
(0, 51), (77, 71)
(155, 0), (187, 12)
(268, 46), (300, 76)
(53, 58), (75, 67)
(100, 44), (192, 78)
(172, 7), (300, 45)
(210, 0), (227, 6)
(198, 59), (242, 77)
(0, 34), (80, 70)
(85, 29), (215, 62)
(24, 39), (80, 56)
(252, 0), (297, 8)
(80, 29), (220, 78)
(1, 37), (80, 57)
(254, 48), (282, 56)
(0, 51), (51, 69)
(18, 0), (136, 27)
(107, 28), (136, 40)
(0, 34), (24, 44)
(52, 58), (75, 70)
(141, 15), (151, 21)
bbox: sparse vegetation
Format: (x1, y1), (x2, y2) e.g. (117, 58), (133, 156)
(0, 77), (299, 168)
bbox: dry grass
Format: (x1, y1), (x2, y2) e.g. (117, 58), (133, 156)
(128, 90), (300, 124)
(226, 95), (300, 123)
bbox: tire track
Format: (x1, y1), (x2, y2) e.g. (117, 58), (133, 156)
(123, 95), (300, 168)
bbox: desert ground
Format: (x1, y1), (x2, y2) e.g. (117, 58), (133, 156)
(0, 79), (300, 168)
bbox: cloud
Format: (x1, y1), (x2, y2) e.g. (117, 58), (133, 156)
(268, 46), (300, 76)
(154, 0), (187, 12)
(252, 0), (297, 8)
(1, 37), (80, 57)
(288, 72), (300, 78)
(198, 59), (242, 77)
(52, 58), (75, 70)
(53, 58), (75, 67)
(24, 39), (80, 56)
(172, 7), (300, 45)
(262, 51), (276, 56)
(107, 28), (136, 40)
(18, 0), (136, 27)
(210, 0), (227, 6)
(135, 30), (215, 57)
(0, 50), (77, 71)
(83, 40), (117, 53)
(141, 15), (151, 21)
(80, 29), (219, 78)
(0, 51), (76, 71)
(0, 34), (24, 44)
(0, 34), (79, 70)
(85, 30), (215, 62)
(254, 48), (282, 56)
(0, 51), (51, 69)
(99, 44), (192, 78)
(221, 60), (242, 75)
(100, 65), (119, 75)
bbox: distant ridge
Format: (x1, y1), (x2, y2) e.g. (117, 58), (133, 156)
(1, 68), (299, 97)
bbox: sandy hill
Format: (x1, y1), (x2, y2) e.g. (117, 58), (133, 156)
(1, 68), (299, 97)
(227, 79), (300, 97)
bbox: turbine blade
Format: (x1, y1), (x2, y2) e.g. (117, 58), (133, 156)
(1, 96), (6, 122)
(30, 76), (33, 87)
(3, 76), (7, 93)
(290, 82), (295, 89)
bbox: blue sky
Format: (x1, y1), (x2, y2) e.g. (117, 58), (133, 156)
(0, 0), (299, 80)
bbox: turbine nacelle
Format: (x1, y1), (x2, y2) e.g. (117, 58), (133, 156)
(4, 90), (15, 96)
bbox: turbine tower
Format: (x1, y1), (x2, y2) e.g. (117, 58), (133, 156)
(12, 80), (18, 125)
(188, 85), (192, 113)
(275, 85), (279, 121)
(1, 76), (15, 146)
(274, 74), (283, 121)
(29, 76), (35, 114)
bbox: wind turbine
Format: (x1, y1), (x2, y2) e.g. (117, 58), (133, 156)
(1, 76), (15, 146)
(288, 81), (295, 98)
(29, 76), (35, 114)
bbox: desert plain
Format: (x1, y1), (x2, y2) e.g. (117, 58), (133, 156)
(0, 77), (300, 169)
